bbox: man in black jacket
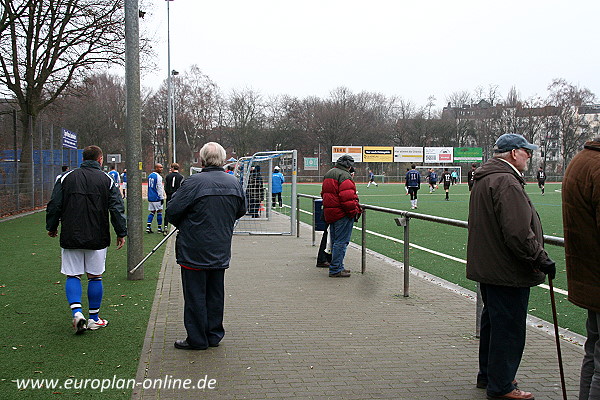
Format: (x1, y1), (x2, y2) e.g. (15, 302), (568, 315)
(163, 162), (184, 235)
(166, 142), (246, 350)
(46, 145), (127, 334)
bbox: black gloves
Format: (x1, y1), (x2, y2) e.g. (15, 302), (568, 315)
(160, 199), (164, 205)
(539, 258), (556, 280)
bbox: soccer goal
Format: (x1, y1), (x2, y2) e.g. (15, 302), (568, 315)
(233, 150), (297, 235)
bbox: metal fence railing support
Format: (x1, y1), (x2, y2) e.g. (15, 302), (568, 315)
(297, 192), (566, 336)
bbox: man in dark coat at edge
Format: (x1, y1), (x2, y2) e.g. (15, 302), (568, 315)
(166, 142), (246, 350)
(466, 133), (555, 400)
(562, 138), (600, 399)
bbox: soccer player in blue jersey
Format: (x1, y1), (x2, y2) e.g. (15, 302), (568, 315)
(108, 166), (120, 185)
(147, 163), (164, 233)
(427, 168), (438, 193)
(405, 164), (421, 209)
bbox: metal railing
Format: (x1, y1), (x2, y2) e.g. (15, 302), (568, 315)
(297, 193), (564, 297)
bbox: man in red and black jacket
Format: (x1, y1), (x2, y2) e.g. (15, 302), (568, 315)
(321, 155), (361, 278)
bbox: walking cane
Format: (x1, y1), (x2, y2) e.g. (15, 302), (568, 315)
(549, 277), (568, 400)
(128, 229), (178, 274)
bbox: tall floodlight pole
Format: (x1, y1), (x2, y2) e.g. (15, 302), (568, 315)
(166, 0), (173, 165)
(125, 0), (143, 280)
(171, 69), (179, 163)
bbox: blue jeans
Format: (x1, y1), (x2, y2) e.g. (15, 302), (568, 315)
(329, 216), (354, 274)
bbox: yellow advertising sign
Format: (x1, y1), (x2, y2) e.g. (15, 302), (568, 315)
(363, 146), (394, 162)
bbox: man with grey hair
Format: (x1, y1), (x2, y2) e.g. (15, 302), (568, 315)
(467, 133), (555, 400)
(166, 142), (246, 350)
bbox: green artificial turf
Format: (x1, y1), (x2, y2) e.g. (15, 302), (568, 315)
(0, 211), (167, 399)
(296, 181), (587, 336)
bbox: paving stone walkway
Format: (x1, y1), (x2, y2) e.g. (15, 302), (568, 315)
(131, 223), (585, 400)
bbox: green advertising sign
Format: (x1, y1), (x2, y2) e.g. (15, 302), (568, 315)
(304, 157), (319, 170)
(453, 147), (483, 163)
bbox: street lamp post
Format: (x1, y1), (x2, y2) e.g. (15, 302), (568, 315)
(166, 0), (173, 165)
(171, 69), (179, 163)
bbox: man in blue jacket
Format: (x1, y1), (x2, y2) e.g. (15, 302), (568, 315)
(271, 166), (285, 207)
(46, 145), (127, 334)
(166, 142), (246, 350)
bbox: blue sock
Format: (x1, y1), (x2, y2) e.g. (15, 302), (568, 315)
(147, 213), (154, 225)
(157, 213), (163, 227)
(88, 277), (103, 321)
(65, 276), (82, 317)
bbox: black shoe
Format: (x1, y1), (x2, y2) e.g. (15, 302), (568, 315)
(174, 340), (207, 350)
(146, 227), (153, 233)
(316, 262), (330, 268)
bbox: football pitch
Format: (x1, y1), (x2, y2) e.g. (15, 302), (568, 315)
(295, 181), (587, 337)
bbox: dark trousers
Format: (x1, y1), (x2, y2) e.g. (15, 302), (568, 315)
(478, 283), (530, 396)
(580, 309), (600, 399)
(317, 224), (332, 265)
(272, 192), (282, 207)
(408, 187), (418, 200)
(180, 267), (226, 349)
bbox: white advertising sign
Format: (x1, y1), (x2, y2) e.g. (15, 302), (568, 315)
(393, 147), (423, 162)
(424, 147), (454, 163)
(331, 146), (363, 163)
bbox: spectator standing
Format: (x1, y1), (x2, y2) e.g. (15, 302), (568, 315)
(441, 168), (452, 201)
(405, 164), (421, 209)
(562, 138), (600, 400)
(367, 169), (378, 188)
(271, 166), (285, 207)
(467, 164), (477, 192)
(166, 142), (246, 350)
(246, 166), (264, 218)
(321, 155), (361, 278)
(46, 145), (127, 334)
(466, 133), (555, 400)
(146, 163), (164, 233)
(163, 163), (184, 235)
(226, 164), (235, 175)
(536, 166), (546, 195)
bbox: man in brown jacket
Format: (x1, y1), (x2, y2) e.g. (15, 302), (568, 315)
(467, 133), (555, 400)
(563, 138), (600, 399)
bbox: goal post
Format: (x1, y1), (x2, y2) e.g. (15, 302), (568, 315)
(233, 150), (297, 235)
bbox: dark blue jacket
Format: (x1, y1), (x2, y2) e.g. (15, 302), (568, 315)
(166, 167), (246, 269)
(46, 160), (127, 249)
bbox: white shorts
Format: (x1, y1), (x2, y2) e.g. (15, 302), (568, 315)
(122, 182), (127, 189)
(148, 201), (163, 212)
(61, 248), (107, 276)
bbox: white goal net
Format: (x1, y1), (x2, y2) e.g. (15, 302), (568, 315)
(233, 150), (297, 235)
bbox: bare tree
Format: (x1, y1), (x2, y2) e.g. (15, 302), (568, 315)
(0, 0), (126, 185)
(547, 78), (596, 169)
(227, 88), (264, 157)
(174, 65), (222, 164)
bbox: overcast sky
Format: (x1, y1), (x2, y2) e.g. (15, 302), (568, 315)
(140, 0), (600, 110)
